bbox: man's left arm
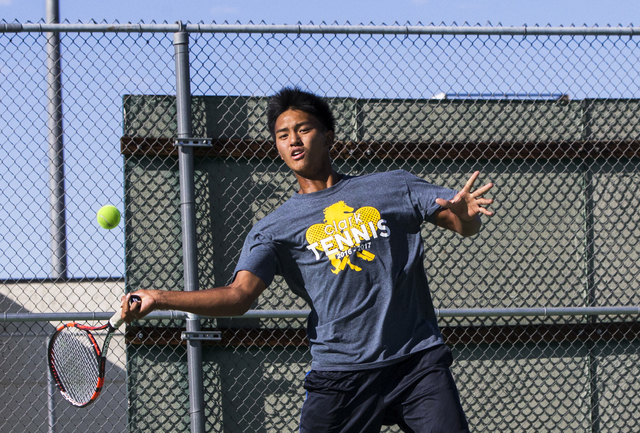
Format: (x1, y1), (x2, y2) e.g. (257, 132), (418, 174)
(433, 171), (494, 237)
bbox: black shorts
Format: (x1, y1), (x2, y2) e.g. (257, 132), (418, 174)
(299, 344), (469, 433)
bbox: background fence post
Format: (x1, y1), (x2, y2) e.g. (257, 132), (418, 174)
(174, 27), (206, 433)
(45, 0), (67, 280)
(45, 341), (56, 433)
(45, 2), (62, 432)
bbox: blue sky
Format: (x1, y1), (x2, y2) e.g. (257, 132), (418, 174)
(2, 1), (639, 280)
(1, 0), (639, 27)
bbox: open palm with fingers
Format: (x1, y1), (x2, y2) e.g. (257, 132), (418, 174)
(435, 171), (494, 221)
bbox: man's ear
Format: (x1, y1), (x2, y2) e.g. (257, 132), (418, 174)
(325, 129), (335, 147)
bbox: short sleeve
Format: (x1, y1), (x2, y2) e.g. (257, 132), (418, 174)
(401, 170), (457, 224)
(233, 227), (279, 287)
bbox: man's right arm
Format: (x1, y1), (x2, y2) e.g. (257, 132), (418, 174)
(121, 270), (267, 322)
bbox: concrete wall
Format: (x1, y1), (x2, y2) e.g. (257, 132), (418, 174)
(0, 280), (127, 433)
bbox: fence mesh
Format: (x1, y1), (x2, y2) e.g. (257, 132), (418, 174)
(1, 22), (640, 432)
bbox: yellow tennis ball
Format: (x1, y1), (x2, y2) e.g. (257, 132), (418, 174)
(97, 205), (121, 230)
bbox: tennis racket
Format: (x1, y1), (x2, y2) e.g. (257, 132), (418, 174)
(47, 295), (141, 407)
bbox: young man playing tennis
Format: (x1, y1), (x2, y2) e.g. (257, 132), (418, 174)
(122, 87), (494, 432)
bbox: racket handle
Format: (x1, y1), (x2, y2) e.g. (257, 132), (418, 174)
(109, 295), (142, 329)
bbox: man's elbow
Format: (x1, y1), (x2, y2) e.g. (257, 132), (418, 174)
(226, 276), (265, 316)
(227, 291), (255, 316)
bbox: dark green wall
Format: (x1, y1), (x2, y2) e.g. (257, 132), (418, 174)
(123, 95), (640, 433)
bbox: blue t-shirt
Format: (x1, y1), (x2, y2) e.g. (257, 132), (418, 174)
(234, 169), (457, 371)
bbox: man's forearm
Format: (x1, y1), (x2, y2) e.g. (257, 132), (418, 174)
(123, 271), (267, 322)
(152, 286), (253, 317)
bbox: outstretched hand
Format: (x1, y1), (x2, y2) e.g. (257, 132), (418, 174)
(435, 171), (494, 221)
(434, 171), (494, 237)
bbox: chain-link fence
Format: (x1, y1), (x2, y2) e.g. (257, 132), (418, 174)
(1, 21), (640, 432)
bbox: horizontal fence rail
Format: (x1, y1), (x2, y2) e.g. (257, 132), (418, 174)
(3, 306), (640, 323)
(2, 22), (640, 36)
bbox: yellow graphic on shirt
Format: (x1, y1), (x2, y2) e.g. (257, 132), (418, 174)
(305, 201), (390, 274)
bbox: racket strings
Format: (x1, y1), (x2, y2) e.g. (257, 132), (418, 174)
(49, 326), (102, 406)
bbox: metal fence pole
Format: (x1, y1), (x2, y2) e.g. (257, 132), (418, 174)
(45, 3), (62, 432)
(45, 0), (67, 280)
(173, 28), (206, 433)
(45, 340), (56, 433)
(3, 22), (640, 36)
(583, 160), (601, 433)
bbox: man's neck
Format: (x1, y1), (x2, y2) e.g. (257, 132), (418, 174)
(296, 169), (342, 194)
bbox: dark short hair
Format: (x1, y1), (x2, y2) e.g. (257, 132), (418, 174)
(267, 86), (335, 138)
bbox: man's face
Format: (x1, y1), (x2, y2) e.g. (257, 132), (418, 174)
(274, 109), (334, 178)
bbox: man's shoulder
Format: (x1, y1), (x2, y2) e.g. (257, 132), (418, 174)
(355, 169), (407, 178)
(252, 197), (296, 226)
(346, 169), (409, 183)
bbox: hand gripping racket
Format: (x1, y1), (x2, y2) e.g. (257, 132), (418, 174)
(47, 295), (141, 407)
